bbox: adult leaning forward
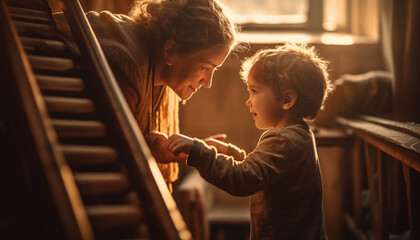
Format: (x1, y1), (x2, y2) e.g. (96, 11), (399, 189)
(53, 0), (239, 190)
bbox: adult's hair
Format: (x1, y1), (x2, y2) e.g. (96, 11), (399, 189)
(241, 43), (332, 120)
(129, 0), (239, 53)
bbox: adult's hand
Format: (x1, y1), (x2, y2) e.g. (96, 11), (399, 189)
(167, 133), (195, 156)
(146, 132), (187, 163)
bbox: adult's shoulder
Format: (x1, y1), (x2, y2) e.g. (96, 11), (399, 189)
(86, 11), (150, 72)
(85, 10), (135, 24)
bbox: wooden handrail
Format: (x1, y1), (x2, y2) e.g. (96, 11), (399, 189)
(0, 1), (94, 239)
(337, 115), (420, 172)
(336, 115), (420, 240)
(56, 0), (191, 239)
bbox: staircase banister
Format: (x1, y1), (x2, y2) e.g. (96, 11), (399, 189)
(55, 0), (191, 239)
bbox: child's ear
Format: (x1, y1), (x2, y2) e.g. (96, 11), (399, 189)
(282, 90), (297, 110)
(163, 40), (178, 66)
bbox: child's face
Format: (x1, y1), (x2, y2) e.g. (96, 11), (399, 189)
(245, 74), (285, 129)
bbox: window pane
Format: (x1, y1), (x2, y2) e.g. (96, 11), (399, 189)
(323, 0), (347, 31)
(221, 0), (309, 24)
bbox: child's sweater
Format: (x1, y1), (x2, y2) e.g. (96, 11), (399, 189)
(188, 123), (327, 239)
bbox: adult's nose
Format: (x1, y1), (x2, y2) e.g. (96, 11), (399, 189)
(202, 78), (212, 88)
(202, 70), (215, 88)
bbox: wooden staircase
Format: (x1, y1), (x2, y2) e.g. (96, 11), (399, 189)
(0, 0), (191, 239)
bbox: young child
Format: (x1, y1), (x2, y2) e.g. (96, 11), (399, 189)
(167, 43), (332, 239)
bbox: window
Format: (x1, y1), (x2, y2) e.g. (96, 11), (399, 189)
(323, 0), (347, 31)
(221, 0), (347, 32)
(222, 0), (309, 24)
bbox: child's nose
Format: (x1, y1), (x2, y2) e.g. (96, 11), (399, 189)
(245, 97), (251, 107)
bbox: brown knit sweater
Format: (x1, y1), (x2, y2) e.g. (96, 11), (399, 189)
(188, 123), (328, 239)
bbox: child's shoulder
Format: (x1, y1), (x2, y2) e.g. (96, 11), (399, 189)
(260, 123), (311, 143)
(263, 122), (309, 135)
(256, 124), (313, 156)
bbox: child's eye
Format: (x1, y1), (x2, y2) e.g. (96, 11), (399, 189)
(201, 66), (210, 71)
(248, 89), (257, 94)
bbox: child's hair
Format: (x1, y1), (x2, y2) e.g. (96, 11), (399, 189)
(129, 0), (239, 53)
(240, 43), (332, 120)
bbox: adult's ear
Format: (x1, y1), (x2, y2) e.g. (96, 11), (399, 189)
(163, 40), (178, 66)
(282, 89), (297, 110)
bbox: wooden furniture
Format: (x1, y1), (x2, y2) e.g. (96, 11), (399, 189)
(175, 170), (250, 240)
(337, 116), (420, 240)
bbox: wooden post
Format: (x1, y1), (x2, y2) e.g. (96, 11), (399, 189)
(352, 138), (363, 225)
(403, 164), (420, 240)
(364, 142), (383, 239)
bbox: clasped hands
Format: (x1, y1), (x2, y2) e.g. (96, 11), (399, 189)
(146, 132), (229, 163)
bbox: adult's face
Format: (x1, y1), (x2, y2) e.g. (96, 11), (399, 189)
(163, 44), (230, 100)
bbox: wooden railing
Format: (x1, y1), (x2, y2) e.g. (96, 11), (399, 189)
(1, 0), (191, 238)
(56, 0), (191, 239)
(336, 115), (420, 240)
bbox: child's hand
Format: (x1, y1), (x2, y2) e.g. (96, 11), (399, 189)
(167, 133), (195, 155)
(204, 134), (229, 154)
(145, 132), (187, 163)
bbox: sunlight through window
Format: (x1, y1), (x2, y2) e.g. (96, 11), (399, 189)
(321, 34), (354, 45)
(221, 0), (309, 24)
(323, 0), (347, 31)
(221, 0), (347, 32)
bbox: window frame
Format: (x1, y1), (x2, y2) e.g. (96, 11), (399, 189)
(237, 0), (324, 32)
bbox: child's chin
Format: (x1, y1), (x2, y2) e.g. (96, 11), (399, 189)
(255, 123), (271, 130)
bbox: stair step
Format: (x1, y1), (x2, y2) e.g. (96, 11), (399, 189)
(44, 96), (95, 114)
(74, 172), (130, 196)
(86, 205), (144, 229)
(61, 145), (118, 165)
(8, 6), (53, 23)
(28, 55), (74, 72)
(22, 37), (65, 54)
(13, 20), (57, 38)
(5, 0), (50, 11)
(52, 119), (106, 138)
(37, 75), (85, 92)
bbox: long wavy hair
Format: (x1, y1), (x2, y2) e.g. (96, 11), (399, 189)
(129, 0), (239, 53)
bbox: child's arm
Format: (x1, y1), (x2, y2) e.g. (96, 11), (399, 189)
(169, 130), (293, 197)
(204, 134), (246, 160)
(168, 133), (246, 161)
(204, 134), (228, 154)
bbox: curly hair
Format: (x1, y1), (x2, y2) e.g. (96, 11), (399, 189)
(240, 43), (332, 120)
(129, 0), (239, 53)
